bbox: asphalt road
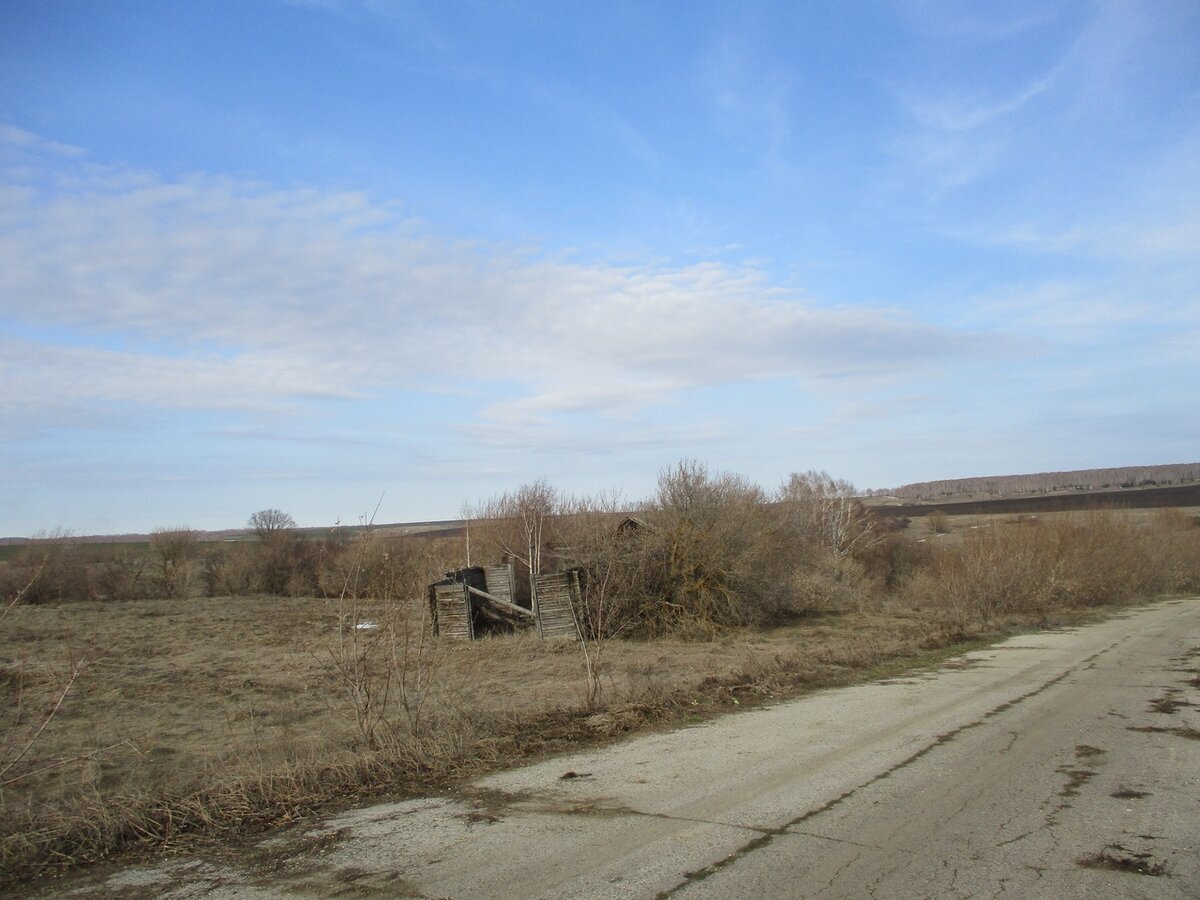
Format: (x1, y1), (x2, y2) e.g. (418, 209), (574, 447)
(65, 598), (1199, 899)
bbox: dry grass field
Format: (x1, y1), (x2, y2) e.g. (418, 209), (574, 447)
(3, 498), (1199, 888)
(0, 593), (1007, 884)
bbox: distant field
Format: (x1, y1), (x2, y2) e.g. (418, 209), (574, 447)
(867, 483), (1200, 518)
(898, 505), (1200, 546)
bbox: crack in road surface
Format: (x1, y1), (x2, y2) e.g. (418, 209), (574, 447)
(655, 653), (1095, 898)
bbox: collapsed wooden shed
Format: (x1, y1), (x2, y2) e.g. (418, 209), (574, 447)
(428, 564), (583, 641)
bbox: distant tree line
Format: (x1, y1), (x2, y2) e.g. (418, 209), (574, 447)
(4, 467), (1200, 647)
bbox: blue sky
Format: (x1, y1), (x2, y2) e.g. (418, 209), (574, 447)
(1, 0), (1198, 535)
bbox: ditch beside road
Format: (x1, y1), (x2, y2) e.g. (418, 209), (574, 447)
(55, 597), (1200, 898)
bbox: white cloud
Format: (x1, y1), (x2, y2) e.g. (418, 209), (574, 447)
(0, 124), (86, 158)
(0, 138), (999, 443)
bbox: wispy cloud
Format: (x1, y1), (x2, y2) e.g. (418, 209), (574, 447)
(0, 124), (85, 158)
(0, 132), (998, 445)
(900, 67), (1060, 133)
(952, 280), (1156, 333)
(894, 1), (1055, 42)
(968, 122), (1200, 266)
(889, 60), (1063, 191)
(700, 29), (799, 184)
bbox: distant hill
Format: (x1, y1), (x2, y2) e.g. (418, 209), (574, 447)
(884, 463), (1200, 502)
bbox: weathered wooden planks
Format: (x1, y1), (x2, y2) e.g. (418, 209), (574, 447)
(482, 564), (516, 606)
(431, 581), (474, 641)
(533, 570), (582, 640)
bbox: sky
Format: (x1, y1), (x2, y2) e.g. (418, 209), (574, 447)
(1, 0), (1198, 536)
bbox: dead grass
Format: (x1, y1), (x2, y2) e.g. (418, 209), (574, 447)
(0, 591), (1081, 887)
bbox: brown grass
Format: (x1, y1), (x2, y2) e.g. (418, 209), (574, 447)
(0, 590), (1053, 886)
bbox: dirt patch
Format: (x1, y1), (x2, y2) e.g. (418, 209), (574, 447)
(1078, 844), (1169, 876)
(1148, 691), (1192, 714)
(1126, 724), (1200, 740)
(1057, 767), (1096, 798)
(1111, 788), (1151, 799)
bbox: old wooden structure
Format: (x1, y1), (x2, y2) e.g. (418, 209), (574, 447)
(532, 570), (583, 638)
(428, 563), (583, 641)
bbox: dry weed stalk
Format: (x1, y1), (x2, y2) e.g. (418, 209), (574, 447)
(319, 504), (443, 749)
(388, 598), (439, 735)
(0, 537), (108, 792)
(558, 492), (634, 709)
(322, 532), (392, 749)
(0, 647), (82, 788)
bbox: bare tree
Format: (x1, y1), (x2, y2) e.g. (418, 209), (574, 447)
(248, 509), (296, 543)
(777, 470), (877, 560)
(466, 481), (560, 612)
(246, 510), (311, 596)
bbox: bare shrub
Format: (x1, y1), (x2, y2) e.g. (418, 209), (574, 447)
(91, 549), (151, 601)
(635, 460), (773, 632)
(908, 511), (1178, 636)
(1156, 527), (1200, 592)
(859, 532), (930, 592)
(0, 536), (116, 808)
(552, 492), (651, 707)
(788, 554), (872, 612)
(1042, 513), (1161, 607)
(0, 645), (86, 791)
(201, 542), (258, 596)
(0, 535), (92, 605)
(927, 510), (950, 534)
(150, 527), (199, 598)
(222, 510), (321, 597)
(908, 522), (1056, 635)
(530, 463), (882, 640)
(318, 531), (447, 747)
(318, 533), (426, 603)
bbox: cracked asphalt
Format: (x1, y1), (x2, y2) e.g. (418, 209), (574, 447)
(59, 598), (1199, 899)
